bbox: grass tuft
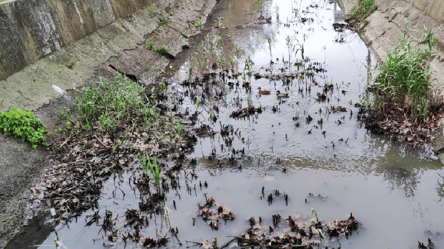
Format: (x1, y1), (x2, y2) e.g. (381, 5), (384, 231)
(353, 0), (377, 20)
(366, 27), (438, 119)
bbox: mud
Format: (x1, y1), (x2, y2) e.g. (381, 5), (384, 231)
(0, 97), (71, 249)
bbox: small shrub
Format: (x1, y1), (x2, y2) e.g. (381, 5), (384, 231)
(0, 108), (48, 148)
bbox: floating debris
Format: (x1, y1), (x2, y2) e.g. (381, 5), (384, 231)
(236, 213), (358, 248)
(198, 197), (234, 230)
(230, 106), (264, 119)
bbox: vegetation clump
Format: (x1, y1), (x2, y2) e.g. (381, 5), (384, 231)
(358, 28), (443, 146)
(353, 0), (377, 21)
(0, 108), (48, 148)
(372, 30), (436, 117)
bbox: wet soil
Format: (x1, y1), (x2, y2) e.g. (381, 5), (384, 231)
(0, 97), (73, 248)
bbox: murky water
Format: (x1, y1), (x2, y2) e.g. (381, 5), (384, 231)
(7, 0), (444, 248)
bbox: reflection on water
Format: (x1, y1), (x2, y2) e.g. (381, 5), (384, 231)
(6, 0), (444, 248)
(10, 168), (444, 249)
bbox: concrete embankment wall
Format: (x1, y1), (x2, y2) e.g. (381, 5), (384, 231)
(0, 0), (217, 112)
(339, 0), (444, 22)
(339, 0), (444, 93)
(0, 0), (158, 81)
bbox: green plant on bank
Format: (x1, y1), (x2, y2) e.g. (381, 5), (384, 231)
(156, 45), (168, 53)
(75, 74), (146, 131)
(54, 238), (68, 249)
(0, 108), (48, 148)
(146, 42), (169, 54)
(217, 17), (223, 28)
(177, 121), (181, 135)
(112, 136), (128, 154)
(141, 153), (161, 186)
(146, 42), (155, 51)
(353, 0), (377, 20)
(193, 18), (203, 30)
(159, 82), (168, 95)
(368, 27), (437, 118)
(159, 16), (169, 26)
(306, 209), (326, 240)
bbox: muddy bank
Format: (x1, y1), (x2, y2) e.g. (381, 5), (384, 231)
(0, 0), (218, 247)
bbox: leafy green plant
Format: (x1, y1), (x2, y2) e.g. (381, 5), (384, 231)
(353, 0), (377, 20)
(0, 108), (48, 148)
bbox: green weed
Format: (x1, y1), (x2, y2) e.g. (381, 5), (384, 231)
(146, 42), (155, 51)
(177, 121), (181, 135)
(159, 16), (169, 26)
(141, 153), (161, 186)
(75, 74), (146, 131)
(370, 29), (437, 118)
(353, 0), (377, 20)
(193, 18), (204, 30)
(159, 81), (168, 94)
(0, 108), (48, 148)
(156, 46), (168, 53)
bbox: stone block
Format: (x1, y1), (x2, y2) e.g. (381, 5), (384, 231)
(413, 0), (427, 10)
(427, 0), (444, 22)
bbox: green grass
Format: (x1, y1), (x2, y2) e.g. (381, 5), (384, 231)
(146, 43), (168, 54)
(146, 42), (154, 51)
(193, 18), (203, 30)
(74, 73), (147, 131)
(353, 0), (377, 20)
(156, 45), (168, 53)
(368, 29), (437, 118)
(141, 153), (160, 186)
(0, 108), (48, 148)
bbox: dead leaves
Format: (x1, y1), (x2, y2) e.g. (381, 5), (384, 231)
(358, 97), (444, 147)
(198, 197), (234, 230)
(237, 213), (358, 248)
(230, 106), (264, 119)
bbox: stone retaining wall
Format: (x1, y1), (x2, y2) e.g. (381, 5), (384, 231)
(0, 0), (165, 80)
(339, 0), (444, 22)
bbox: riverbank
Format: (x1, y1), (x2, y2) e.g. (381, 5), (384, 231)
(0, 0), (217, 247)
(339, 0), (444, 162)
